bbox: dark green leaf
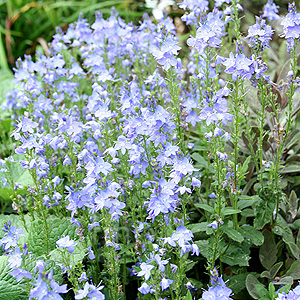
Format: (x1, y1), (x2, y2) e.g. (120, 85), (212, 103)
(285, 260), (300, 279)
(220, 244), (250, 267)
(225, 273), (248, 295)
(254, 201), (275, 230)
(259, 230), (277, 270)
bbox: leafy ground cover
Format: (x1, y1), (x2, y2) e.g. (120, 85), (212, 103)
(1, 0), (300, 299)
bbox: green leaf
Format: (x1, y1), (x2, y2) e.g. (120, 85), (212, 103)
(225, 273), (248, 295)
(288, 190), (298, 219)
(241, 208), (255, 217)
(195, 239), (215, 260)
(191, 153), (207, 168)
(194, 203), (214, 214)
(239, 225), (264, 246)
(27, 216), (76, 256)
(246, 274), (265, 299)
(185, 290), (192, 300)
(188, 222), (208, 233)
(185, 261), (197, 272)
(296, 229), (300, 248)
(220, 244), (250, 267)
(0, 256), (27, 299)
(221, 207), (241, 216)
(255, 284), (269, 298)
(280, 162), (300, 174)
(261, 270), (272, 279)
(237, 195), (260, 210)
(0, 214), (31, 244)
(269, 262), (283, 279)
(285, 260), (300, 279)
(273, 276), (293, 285)
(49, 242), (86, 267)
(286, 242), (300, 260)
(254, 200), (275, 230)
(240, 156), (251, 175)
(278, 284), (292, 294)
(259, 230), (277, 270)
(223, 227), (244, 243)
(268, 282), (275, 297)
(0, 155), (34, 201)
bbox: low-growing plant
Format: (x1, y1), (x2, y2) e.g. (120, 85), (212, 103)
(0, 0), (300, 299)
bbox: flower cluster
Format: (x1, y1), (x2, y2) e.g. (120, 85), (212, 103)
(2, 1), (300, 299)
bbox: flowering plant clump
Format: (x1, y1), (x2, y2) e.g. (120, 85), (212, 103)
(1, 0), (300, 299)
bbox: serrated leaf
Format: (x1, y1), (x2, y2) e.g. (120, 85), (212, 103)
(239, 225), (264, 246)
(223, 227), (244, 243)
(0, 256), (27, 299)
(259, 230), (277, 270)
(27, 216), (76, 256)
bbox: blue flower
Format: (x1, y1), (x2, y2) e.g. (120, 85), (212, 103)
(138, 282), (153, 295)
(247, 16), (274, 51)
(137, 262), (155, 281)
(281, 2), (300, 51)
(160, 278), (173, 291)
(56, 236), (77, 253)
(222, 52), (254, 81)
(202, 276), (233, 300)
(262, 0), (280, 21)
(154, 254), (169, 272)
(10, 268), (32, 282)
(152, 36), (181, 71)
(75, 282), (105, 300)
